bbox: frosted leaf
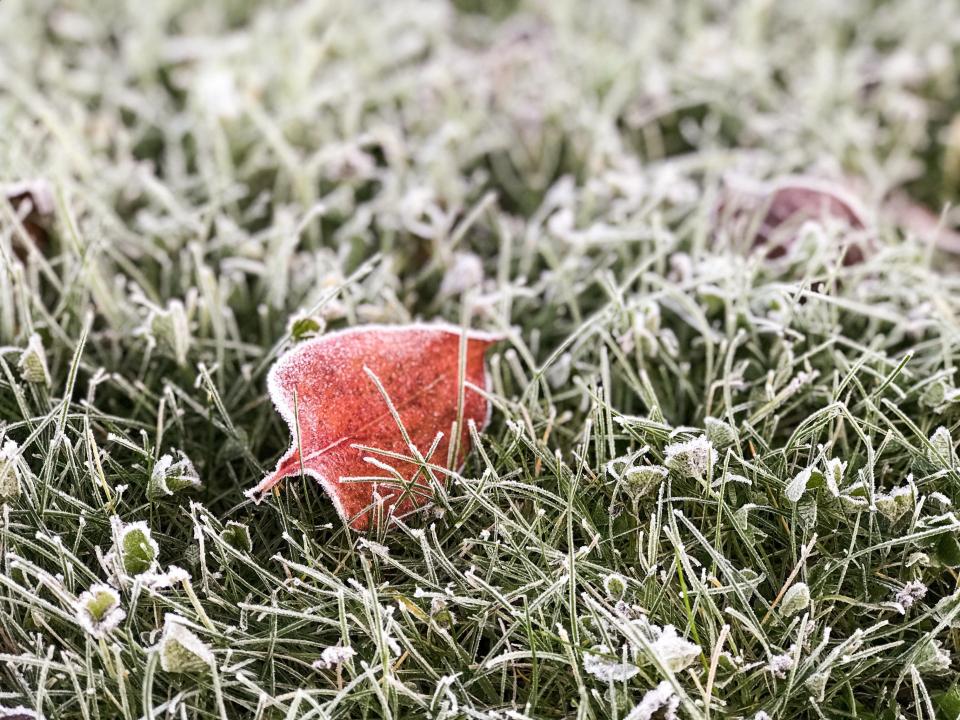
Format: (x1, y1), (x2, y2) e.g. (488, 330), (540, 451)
(312, 645), (356, 670)
(0, 440), (21, 501)
(785, 467), (813, 503)
(824, 458), (846, 497)
(114, 520), (159, 576)
(148, 451), (201, 500)
(246, 324), (498, 531)
(220, 521), (253, 553)
(914, 639), (951, 673)
(779, 582), (810, 617)
(624, 681), (679, 720)
(157, 614), (214, 674)
(582, 644), (640, 682)
(874, 484), (914, 522)
(704, 416), (738, 449)
(928, 426), (957, 467)
(622, 465), (668, 498)
(806, 670), (830, 701)
(149, 300), (191, 366)
(74, 584), (126, 638)
(18, 334), (50, 386)
(603, 573), (628, 599)
(646, 625), (701, 672)
(288, 312), (326, 340)
(664, 435), (717, 479)
(838, 481), (870, 513)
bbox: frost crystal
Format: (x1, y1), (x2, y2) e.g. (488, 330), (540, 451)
(780, 582), (811, 617)
(766, 652), (794, 678)
(0, 707), (38, 719)
(439, 252), (485, 296)
(894, 581), (928, 612)
(148, 451), (201, 500)
(312, 644), (357, 670)
(157, 614), (214, 674)
(141, 565), (190, 589)
(624, 681), (679, 720)
(75, 584), (126, 638)
(664, 435), (717, 479)
(582, 644), (640, 682)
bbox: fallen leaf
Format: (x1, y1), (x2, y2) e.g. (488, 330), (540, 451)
(247, 323), (499, 530)
(3, 178), (55, 260)
(718, 175), (869, 264)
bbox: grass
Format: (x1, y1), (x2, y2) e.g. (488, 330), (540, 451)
(2, 0), (960, 718)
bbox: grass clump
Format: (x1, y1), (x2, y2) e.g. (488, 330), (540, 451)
(2, 0), (960, 718)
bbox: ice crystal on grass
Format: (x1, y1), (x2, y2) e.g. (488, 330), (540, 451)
(157, 614), (214, 674)
(312, 645), (356, 670)
(582, 644), (640, 682)
(74, 584), (125, 638)
(144, 300), (192, 366)
(0, 707), (38, 719)
(766, 652), (794, 678)
(624, 681), (679, 720)
(141, 565), (190, 589)
(664, 435), (717, 480)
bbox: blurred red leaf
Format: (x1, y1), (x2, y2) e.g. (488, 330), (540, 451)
(247, 324), (499, 530)
(4, 179), (54, 260)
(718, 176), (869, 265)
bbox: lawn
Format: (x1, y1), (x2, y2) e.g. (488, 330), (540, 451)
(2, 0), (960, 718)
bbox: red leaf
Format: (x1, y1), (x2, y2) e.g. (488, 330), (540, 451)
(718, 176), (870, 264)
(247, 324), (499, 530)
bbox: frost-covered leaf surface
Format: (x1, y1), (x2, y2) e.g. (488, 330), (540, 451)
(2, 0), (960, 718)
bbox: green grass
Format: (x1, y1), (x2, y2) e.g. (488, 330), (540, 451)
(2, 0), (960, 718)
